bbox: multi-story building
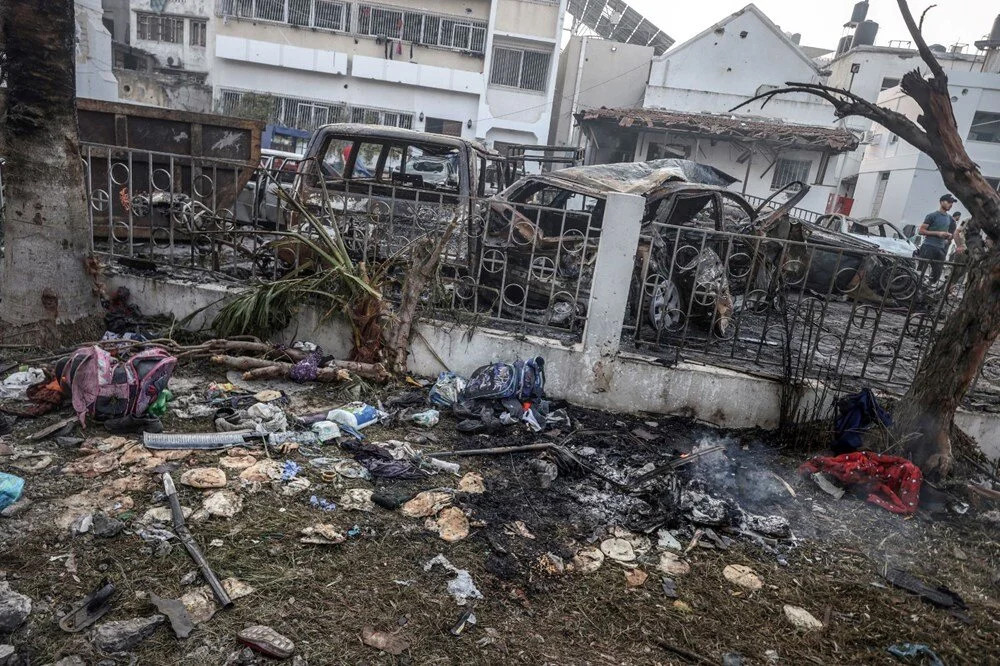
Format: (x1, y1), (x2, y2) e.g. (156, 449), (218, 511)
(852, 68), (1000, 229)
(77, 0), (120, 101)
(210, 0), (566, 152)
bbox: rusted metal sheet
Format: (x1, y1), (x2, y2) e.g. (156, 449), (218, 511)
(77, 98), (264, 239)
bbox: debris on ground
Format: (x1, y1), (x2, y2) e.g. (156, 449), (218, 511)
(237, 625), (295, 659)
(0, 583), (32, 633)
(783, 605), (824, 631)
(424, 555), (483, 606)
(90, 615), (166, 652)
(361, 626), (410, 655)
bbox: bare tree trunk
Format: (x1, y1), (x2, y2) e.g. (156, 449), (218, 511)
(1, 0), (98, 334)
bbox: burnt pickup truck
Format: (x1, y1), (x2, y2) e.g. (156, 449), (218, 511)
(293, 124), (508, 266)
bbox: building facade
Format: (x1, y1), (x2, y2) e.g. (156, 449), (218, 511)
(77, 0), (120, 101)
(852, 69), (1000, 229)
(574, 4), (856, 212)
(210, 0), (566, 152)
(548, 35), (654, 149)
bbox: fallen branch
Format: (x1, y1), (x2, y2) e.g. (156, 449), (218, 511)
(209, 354), (390, 382)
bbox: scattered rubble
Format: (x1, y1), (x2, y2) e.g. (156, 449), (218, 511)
(90, 615), (165, 652)
(0, 583), (31, 633)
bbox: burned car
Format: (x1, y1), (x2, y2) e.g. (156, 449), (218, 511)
(477, 159), (754, 334)
(290, 124), (508, 267)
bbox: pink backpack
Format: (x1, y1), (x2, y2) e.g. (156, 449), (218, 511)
(57, 346), (177, 424)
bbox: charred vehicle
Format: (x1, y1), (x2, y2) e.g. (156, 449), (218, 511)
(478, 160), (756, 334)
(292, 124), (507, 268)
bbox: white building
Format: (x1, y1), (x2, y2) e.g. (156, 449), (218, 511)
(852, 69), (1000, 230)
(76, 0), (119, 101)
(207, 0), (566, 152)
(823, 43), (985, 212)
(575, 4), (857, 213)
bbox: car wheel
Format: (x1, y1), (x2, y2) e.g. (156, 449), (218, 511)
(648, 276), (684, 332)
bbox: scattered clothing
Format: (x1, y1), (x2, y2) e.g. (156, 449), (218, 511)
(887, 643), (944, 666)
(798, 452), (922, 514)
(833, 388), (891, 453)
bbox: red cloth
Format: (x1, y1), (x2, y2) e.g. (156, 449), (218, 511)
(798, 451), (923, 515)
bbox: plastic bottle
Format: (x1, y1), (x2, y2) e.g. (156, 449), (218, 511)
(326, 402), (384, 430)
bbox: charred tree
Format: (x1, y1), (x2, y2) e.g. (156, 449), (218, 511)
(0, 0), (98, 335)
(733, 0), (1000, 478)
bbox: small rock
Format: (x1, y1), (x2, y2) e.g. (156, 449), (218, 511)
(300, 524), (346, 545)
(90, 614), (165, 652)
(53, 656), (87, 666)
(92, 513), (124, 538)
(0, 582), (32, 633)
(72, 514), (94, 534)
(656, 529), (682, 552)
(180, 571), (199, 585)
(1, 499), (32, 519)
(457, 472), (485, 494)
(672, 600), (693, 613)
(55, 436), (85, 448)
(0, 645), (15, 666)
(723, 564), (763, 591)
(657, 552), (691, 576)
(570, 546), (604, 574)
(361, 626), (410, 655)
(280, 477), (311, 497)
(783, 604), (823, 631)
(141, 505), (192, 524)
(222, 578), (255, 601)
(203, 490), (244, 518)
(661, 577), (678, 598)
(624, 568), (648, 588)
(180, 467), (227, 489)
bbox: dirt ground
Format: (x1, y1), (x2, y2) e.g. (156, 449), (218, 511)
(1, 362), (999, 666)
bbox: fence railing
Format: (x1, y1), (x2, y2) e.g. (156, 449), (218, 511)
(621, 221), (999, 400)
(84, 143), (998, 403)
(743, 193), (822, 223)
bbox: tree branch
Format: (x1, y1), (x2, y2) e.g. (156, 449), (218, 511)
(730, 82), (936, 156)
(897, 0), (946, 82)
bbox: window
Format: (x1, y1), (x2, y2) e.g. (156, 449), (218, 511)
(217, 0), (351, 32)
(356, 4), (487, 53)
(190, 20), (207, 47)
(425, 117), (463, 137)
(136, 13), (184, 43)
(968, 111), (1000, 144)
(880, 77), (900, 91)
(769, 158), (811, 190)
(490, 46), (551, 92)
(349, 105), (414, 129)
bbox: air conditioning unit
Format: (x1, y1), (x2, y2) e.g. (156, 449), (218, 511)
(166, 56), (183, 68)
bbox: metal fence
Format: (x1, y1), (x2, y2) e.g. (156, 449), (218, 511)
(83, 143), (998, 402)
(84, 144), (595, 341)
(621, 222), (1000, 402)
(743, 193), (822, 223)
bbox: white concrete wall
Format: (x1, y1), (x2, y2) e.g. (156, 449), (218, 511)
(75, 0), (119, 101)
(644, 7), (835, 126)
(853, 70), (1000, 226)
(131, 0), (211, 72)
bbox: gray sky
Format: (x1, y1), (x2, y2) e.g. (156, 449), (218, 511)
(629, 1), (997, 54)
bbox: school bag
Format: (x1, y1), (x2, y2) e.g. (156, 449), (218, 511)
(461, 357), (545, 403)
(56, 346), (176, 424)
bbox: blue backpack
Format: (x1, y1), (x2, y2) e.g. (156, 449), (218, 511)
(461, 357), (545, 403)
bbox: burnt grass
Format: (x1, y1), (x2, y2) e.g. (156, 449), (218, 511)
(1, 365), (999, 665)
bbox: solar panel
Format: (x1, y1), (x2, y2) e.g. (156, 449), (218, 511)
(567, 0), (674, 54)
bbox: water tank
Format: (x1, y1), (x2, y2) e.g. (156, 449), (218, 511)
(929, 43), (947, 53)
(990, 13), (1000, 42)
(790, 32), (801, 44)
(854, 20), (879, 46)
(850, 1), (869, 25)
(836, 35), (854, 56)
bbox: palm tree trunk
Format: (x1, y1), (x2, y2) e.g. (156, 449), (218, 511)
(1, 0), (98, 333)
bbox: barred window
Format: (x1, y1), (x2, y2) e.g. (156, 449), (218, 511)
(218, 89), (412, 131)
(218, 0), (350, 32)
(190, 20), (207, 47)
(357, 3), (487, 53)
(769, 158), (812, 190)
(136, 13), (184, 43)
(490, 46), (550, 92)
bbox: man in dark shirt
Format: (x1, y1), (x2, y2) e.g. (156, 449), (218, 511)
(915, 193), (958, 282)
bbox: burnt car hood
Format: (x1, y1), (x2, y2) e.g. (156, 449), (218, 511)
(532, 159), (738, 196)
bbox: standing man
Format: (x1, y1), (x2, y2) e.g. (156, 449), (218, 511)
(915, 193), (958, 282)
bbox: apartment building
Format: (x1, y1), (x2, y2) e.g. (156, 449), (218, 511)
(210, 0), (565, 152)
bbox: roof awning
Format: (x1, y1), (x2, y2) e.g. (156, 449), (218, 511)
(576, 107), (859, 152)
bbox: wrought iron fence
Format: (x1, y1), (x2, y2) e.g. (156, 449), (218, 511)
(83, 144), (595, 340)
(621, 222), (1000, 402)
(743, 193), (822, 223)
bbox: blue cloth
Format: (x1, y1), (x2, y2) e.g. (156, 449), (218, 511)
(887, 643), (944, 666)
(0, 472), (25, 511)
(921, 211), (956, 250)
(833, 388), (892, 453)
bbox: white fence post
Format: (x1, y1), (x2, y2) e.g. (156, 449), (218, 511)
(582, 192), (644, 354)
